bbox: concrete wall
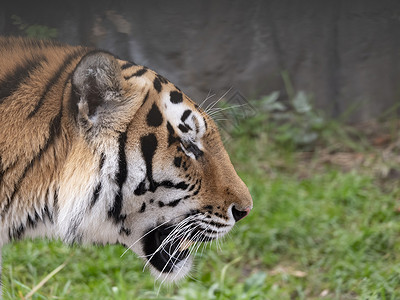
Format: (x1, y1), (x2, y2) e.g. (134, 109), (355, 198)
(1, 0), (400, 121)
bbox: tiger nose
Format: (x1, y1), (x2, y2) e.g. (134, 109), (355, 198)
(231, 205), (251, 222)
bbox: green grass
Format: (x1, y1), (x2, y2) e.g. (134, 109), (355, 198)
(3, 121), (400, 299)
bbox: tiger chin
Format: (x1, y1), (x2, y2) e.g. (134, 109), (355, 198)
(0, 37), (253, 283)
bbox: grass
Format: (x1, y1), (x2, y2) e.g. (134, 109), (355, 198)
(2, 115), (400, 299)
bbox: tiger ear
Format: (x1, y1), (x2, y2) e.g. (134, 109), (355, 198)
(71, 51), (133, 135)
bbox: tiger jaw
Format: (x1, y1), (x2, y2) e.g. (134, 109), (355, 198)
(142, 223), (193, 277)
(140, 215), (230, 281)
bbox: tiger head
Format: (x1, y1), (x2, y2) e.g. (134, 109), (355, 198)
(56, 51), (253, 281)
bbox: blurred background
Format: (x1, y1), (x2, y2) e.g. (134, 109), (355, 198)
(2, 0), (400, 121)
(2, 0), (400, 299)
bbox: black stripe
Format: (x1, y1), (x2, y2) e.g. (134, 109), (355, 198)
(0, 156), (3, 183)
(26, 209), (41, 229)
(139, 202), (146, 213)
(66, 214), (83, 242)
(201, 220), (230, 228)
(153, 77), (162, 93)
(178, 124), (189, 133)
(134, 180), (146, 196)
(53, 189), (59, 216)
(167, 122), (180, 147)
(121, 61), (137, 70)
(0, 55), (47, 104)
(174, 156), (182, 168)
(116, 132), (128, 189)
(146, 103), (163, 127)
(43, 203), (54, 224)
(167, 198), (182, 207)
(124, 68), (148, 80)
(7, 199), (57, 240)
(119, 227), (131, 235)
(28, 49), (85, 118)
(181, 110), (192, 122)
(0, 161), (16, 180)
(90, 182), (102, 208)
(99, 153), (106, 170)
(141, 91), (150, 107)
(193, 186), (200, 196)
(8, 224), (25, 240)
(175, 181), (189, 190)
(108, 131), (128, 223)
(90, 153), (105, 208)
(141, 134), (158, 192)
(157, 74), (168, 84)
(186, 143), (203, 159)
(170, 91), (183, 104)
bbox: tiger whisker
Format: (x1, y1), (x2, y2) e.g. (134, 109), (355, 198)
(204, 87), (232, 115)
(168, 223), (211, 283)
(158, 220), (212, 285)
(121, 213), (190, 258)
(137, 217), (194, 260)
(142, 215), (202, 270)
(156, 225), (202, 288)
(164, 214), (199, 230)
(156, 226), (196, 282)
(207, 103), (249, 117)
(157, 222), (203, 261)
(139, 220), (190, 259)
(198, 89), (215, 110)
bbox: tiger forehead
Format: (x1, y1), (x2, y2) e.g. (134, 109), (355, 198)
(118, 60), (176, 93)
(118, 59), (207, 138)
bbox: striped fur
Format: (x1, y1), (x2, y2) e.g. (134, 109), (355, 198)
(0, 37), (252, 284)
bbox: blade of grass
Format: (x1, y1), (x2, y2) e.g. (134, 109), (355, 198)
(24, 259), (68, 299)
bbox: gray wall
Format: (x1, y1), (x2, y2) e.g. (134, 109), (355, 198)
(2, 0), (400, 121)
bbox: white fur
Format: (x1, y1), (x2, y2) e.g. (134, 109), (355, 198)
(161, 92), (206, 150)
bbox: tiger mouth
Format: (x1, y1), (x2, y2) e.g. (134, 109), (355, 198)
(142, 222), (218, 275)
(142, 224), (194, 273)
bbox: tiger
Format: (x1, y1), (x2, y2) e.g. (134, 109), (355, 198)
(0, 37), (253, 286)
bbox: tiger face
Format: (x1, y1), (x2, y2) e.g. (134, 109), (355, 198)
(0, 39), (252, 282)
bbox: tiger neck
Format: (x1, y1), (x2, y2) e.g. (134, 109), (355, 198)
(0, 111), (75, 246)
(0, 49), (86, 245)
